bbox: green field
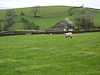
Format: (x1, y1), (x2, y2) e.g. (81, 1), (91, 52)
(0, 6), (100, 30)
(0, 32), (100, 75)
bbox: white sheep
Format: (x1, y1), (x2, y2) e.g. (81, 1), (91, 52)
(64, 32), (72, 38)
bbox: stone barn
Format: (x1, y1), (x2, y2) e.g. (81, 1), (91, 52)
(45, 18), (74, 32)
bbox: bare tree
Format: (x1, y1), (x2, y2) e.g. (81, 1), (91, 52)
(4, 9), (16, 30)
(32, 6), (40, 17)
(75, 15), (94, 30)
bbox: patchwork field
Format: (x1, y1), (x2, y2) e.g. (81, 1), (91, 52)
(0, 32), (100, 75)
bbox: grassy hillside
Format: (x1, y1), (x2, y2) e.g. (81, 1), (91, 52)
(0, 6), (100, 30)
(0, 6), (71, 18)
(0, 32), (100, 75)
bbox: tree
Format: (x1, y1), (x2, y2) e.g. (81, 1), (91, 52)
(34, 25), (39, 30)
(5, 9), (16, 18)
(75, 15), (94, 30)
(21, 17), (39, 30)
(4, 9), (16, 30)
(0, 22), (2, 31)
(20, 12), (25, 16)
(32, 6), (40, 17)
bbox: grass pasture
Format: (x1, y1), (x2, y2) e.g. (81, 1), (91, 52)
(0, 32), (100, 75)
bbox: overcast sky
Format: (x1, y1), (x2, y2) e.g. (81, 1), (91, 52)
(0, 0), (100, 9)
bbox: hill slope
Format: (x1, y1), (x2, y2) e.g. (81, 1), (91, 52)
(0, 6), (100, 30)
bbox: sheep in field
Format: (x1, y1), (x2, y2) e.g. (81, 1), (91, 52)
(64, 32), (72, 38)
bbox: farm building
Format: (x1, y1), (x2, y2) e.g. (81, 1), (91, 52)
(45, 18), (74, 32)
